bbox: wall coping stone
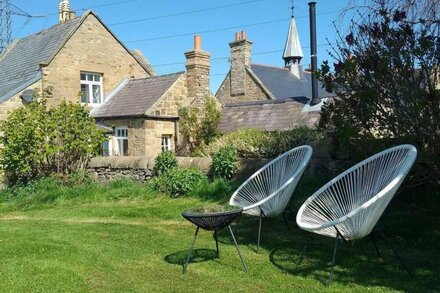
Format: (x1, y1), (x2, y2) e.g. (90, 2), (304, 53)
(89, 156), (270, 172)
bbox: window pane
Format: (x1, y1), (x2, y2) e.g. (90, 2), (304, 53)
(80, 73), (86, 80)
(123, 140), (128, 156)
(93, 85), (101, 104)
(81, 84), (89, 103)
(94, 75), (101, 82)
(118, 139), (123, 156)
(102, 141), (109, 156)
(162, 136), (171, 151)
(87, 74), (93, 81)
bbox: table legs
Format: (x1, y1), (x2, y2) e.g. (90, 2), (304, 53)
(183, 226), (199, 273)
(214, 230), (219, 257)
(183, 225), (248, 273)
(228, 225), (248, 272)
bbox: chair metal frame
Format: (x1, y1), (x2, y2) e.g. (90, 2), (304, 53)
(230, 145), (313, 251)
(296, 144), (417, 284)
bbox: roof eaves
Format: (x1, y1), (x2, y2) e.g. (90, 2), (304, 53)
(246, 66), (277, 100)
(94, 113), (179, 120)
(0, 72), (42, 103)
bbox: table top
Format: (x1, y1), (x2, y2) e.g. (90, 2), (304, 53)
(182, 205), (242, 218)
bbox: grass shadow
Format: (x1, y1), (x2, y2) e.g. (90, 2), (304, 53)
(215, 202), (439, 292)
(164, 249), (218, 266)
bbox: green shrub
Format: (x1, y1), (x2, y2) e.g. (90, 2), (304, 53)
(199, 127), (323, 158)
(211, 145), (239, 179)
(318, 3), (440, 186)
(152, 151), (178, 176)
(0, 99), (105, 185)
(150, 167), (207, 197)
(178, 96), (221, 155)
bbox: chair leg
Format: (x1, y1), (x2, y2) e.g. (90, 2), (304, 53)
(370, 233), (382, 259)
(214, 230), (219, 257)
(298, 234), (314, 265)
(233, 213), (242, 235)
(378, 231), (413, 276)
(257, 208), (263, 253)
(328, 234), (340, 286)
(228, 225), (248, 272)
(282, 211), (291, 231)
(183, 226), (200, 273)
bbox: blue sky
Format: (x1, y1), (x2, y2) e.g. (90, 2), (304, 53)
(9, 0), (351, 92)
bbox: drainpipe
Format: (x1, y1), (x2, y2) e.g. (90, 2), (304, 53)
(309, 2), (320, 106)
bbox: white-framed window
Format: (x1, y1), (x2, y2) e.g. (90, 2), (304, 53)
(161, 135), (172, 152)
(115, 127), (128, 156)
(80, 72), (104, 105)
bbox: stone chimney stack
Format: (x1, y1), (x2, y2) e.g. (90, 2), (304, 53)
(185, 35), (211, 106)
(59, 0), (75, 23)
(229, 31), (252, 96)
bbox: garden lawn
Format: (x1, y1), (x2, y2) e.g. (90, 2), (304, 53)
(0, 178), (438, 292)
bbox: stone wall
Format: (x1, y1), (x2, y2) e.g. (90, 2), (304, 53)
(143, 119), (176, 157)
(88, 142), (345, 183)
(216, 70), (269, 105)
(103, 118), (177, 157)
(229, 39), (252, 96)
(184, 49), (211, 110)
(147, 75), (189, 117)
(88, 156), (269, 183)
(88, 156), (154, 182)
(42, 13), (150, 107)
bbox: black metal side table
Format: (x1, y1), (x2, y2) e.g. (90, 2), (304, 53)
(181, 205), (248, 273)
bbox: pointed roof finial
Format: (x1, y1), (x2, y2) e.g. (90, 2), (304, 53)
(290, 0), (294, 18)
(283, 3), (303, 67)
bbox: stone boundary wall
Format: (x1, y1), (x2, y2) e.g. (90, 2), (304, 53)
(87, 156), (270, 182)
(87, 146), (343, 183)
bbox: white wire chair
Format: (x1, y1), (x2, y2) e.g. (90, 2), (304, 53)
(296, 144), (417, 284)
(229, 145), (313, 251)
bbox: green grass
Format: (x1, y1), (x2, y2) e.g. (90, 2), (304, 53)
(0, 176), (438, 292)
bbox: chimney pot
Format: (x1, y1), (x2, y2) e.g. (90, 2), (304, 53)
(194, 35), (201, 51)
(241, 31), (247, 40)
(235, 32), (240, 41)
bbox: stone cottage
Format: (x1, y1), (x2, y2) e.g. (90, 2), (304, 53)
(216, 16), (336, 132)
(92, 35), (211, 157)
(0, 0), (211, 158)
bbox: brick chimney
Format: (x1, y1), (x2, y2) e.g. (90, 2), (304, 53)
(185, 35), (211, 106)
(229, 31), (252, 96)
(59, 0), (75, 23)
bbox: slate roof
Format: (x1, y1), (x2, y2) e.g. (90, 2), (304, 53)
(0, 16), (83, 102)
(219, 98), (320, 132)
(0, 11), (155, 103)
(250, 64), (334, 100)
(92, 72), (183, 118)
(217, 64), (334, 132)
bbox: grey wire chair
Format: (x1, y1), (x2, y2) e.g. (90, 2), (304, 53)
(229, 145), (313, 252)
(296, 144), (417, 284)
